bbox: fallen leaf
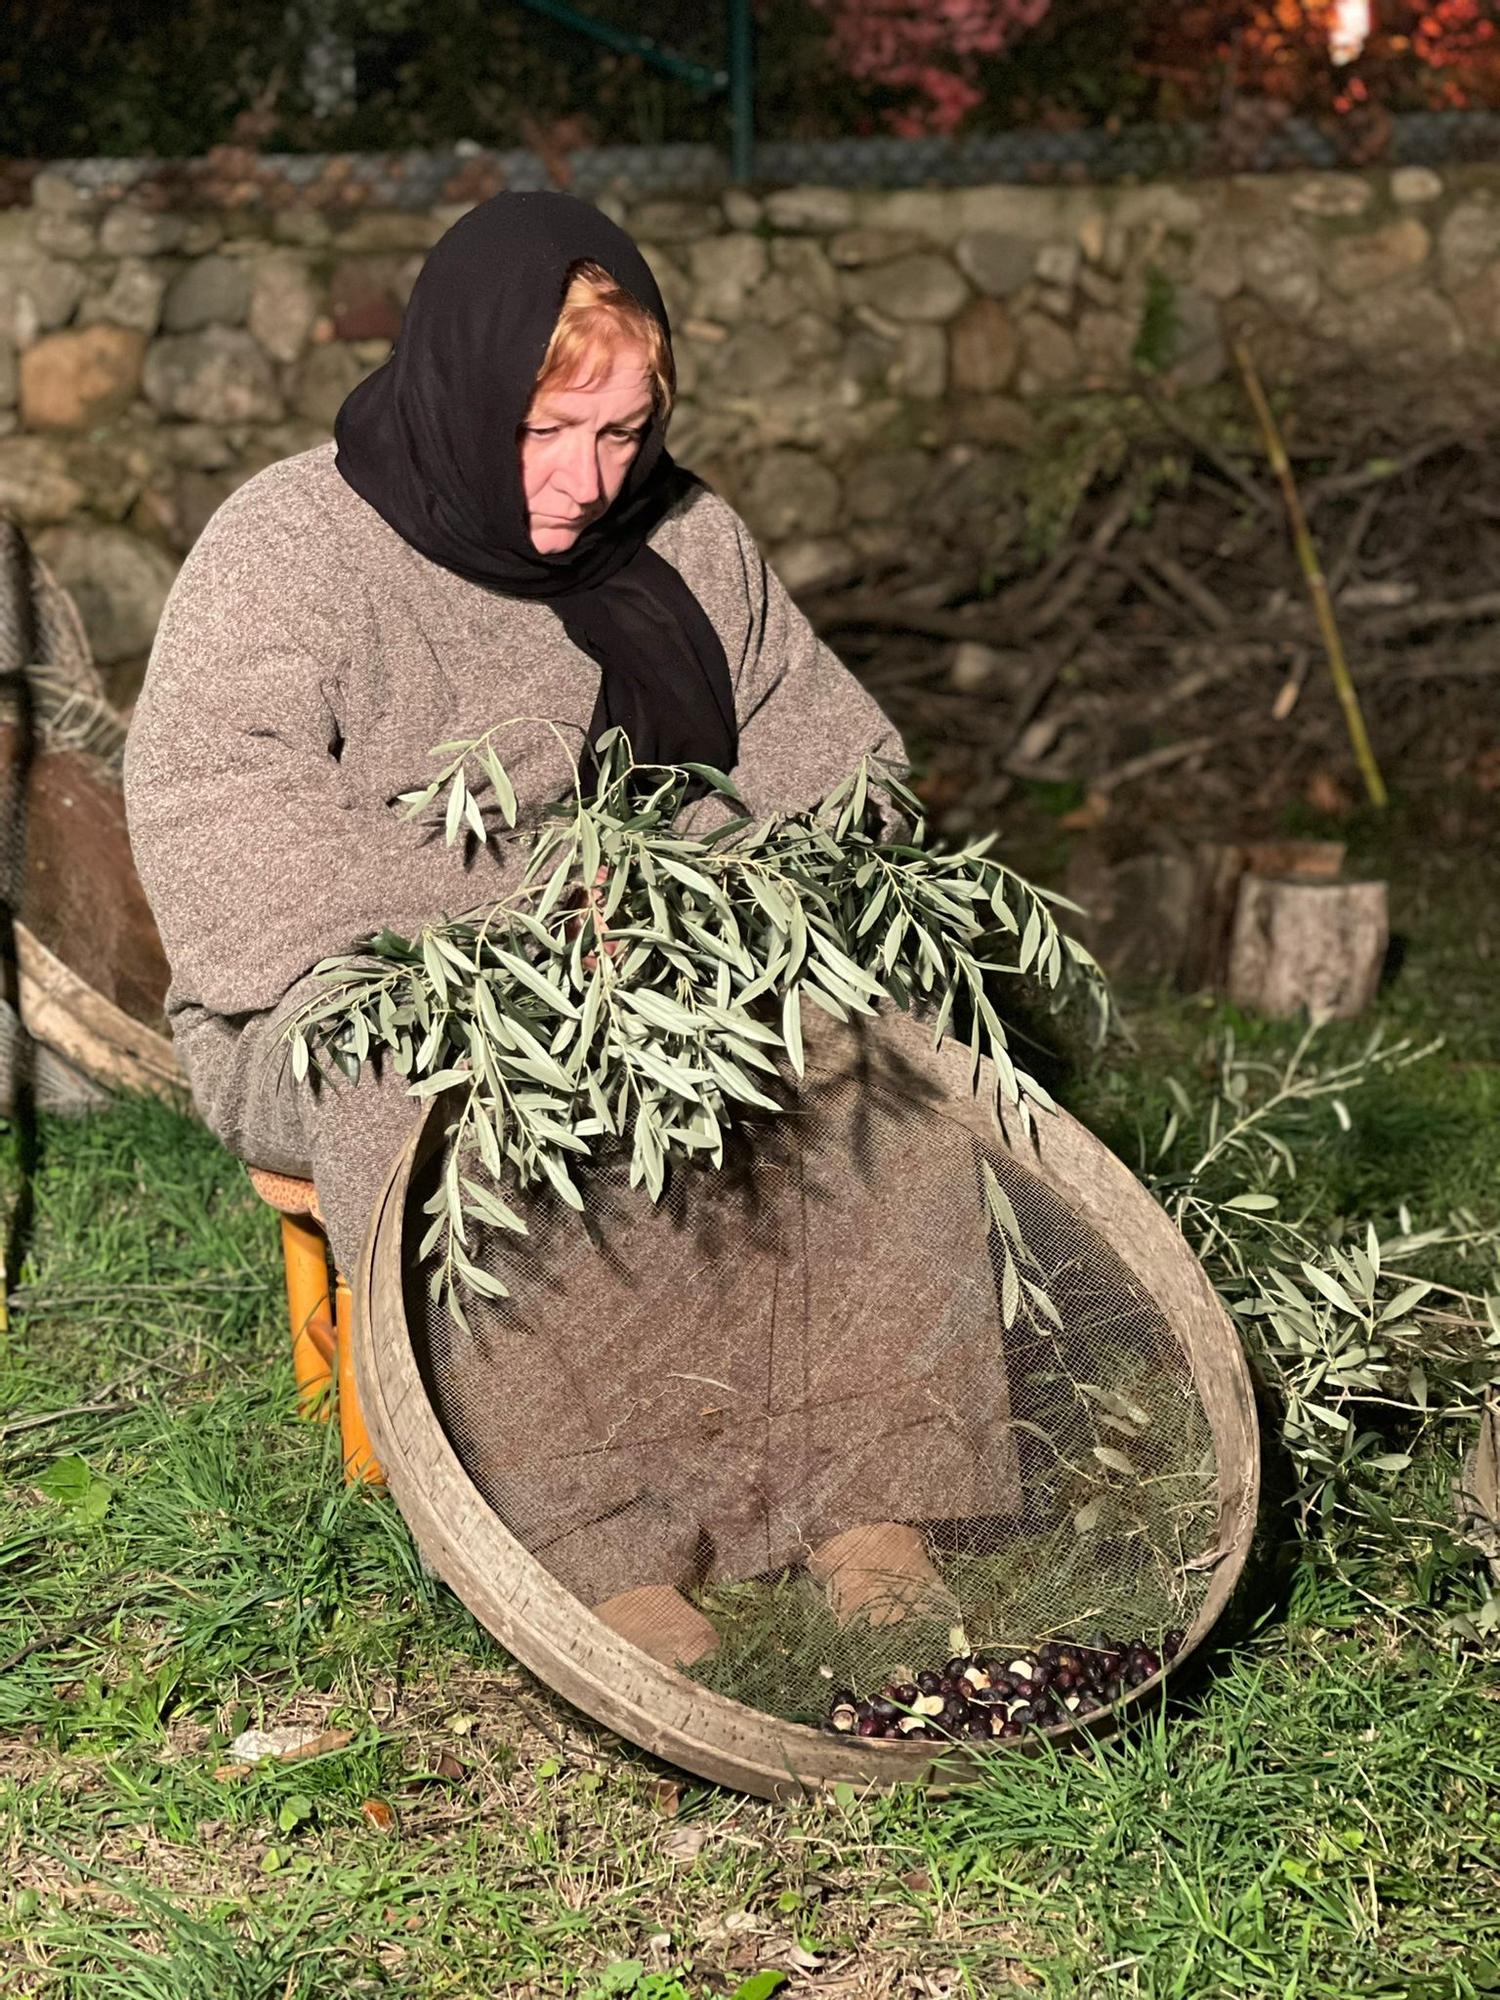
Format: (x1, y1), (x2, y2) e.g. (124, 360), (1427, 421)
(1058, 788), (1111, 830)
(401, 1750), (467, 1792)
(900, 1868), (933, 1893)
(212, 1762), (252, 1783)
(360, 1798), (395, 1832)
(227, 1725), (354, 1766)
(650, 1778), (684, 1816)
(662, 1825), (709, 1864)
(1304, 768), (1353, 816)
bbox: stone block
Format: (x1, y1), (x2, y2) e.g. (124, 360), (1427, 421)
(143, 329), (283, 424)
(1391, 166), (1443, 207)
(33, 212), (96, 259)
(1326, 218), (1430, 297)
(78, 258), (169, 335)
(1241, 225), (1321, 319)
(721, 187), (762, 231)
(247, 252), (321, 364)
(100, 205), (187, 258)
(771, 535), (855, 593)
(1035, 240), (1081, 292)
(890, 324), (946, 399)
(948, 296), (1019, 395)
(740, 447), (842, 541)
(767, 237), (841, 316)
(2, 256), (86, 345)
(0, 436), (88, 525)
(707, 324), (794, 397)
(628, 197), (720, 242)
(842, 253), (968, 324)
(828, 228), (926, 268)
(847, 446), (933, 524)
(764, 186), (855, 232)
(954, 229), (1034, 299)
(162, 256), (252, 332)
(1017, 312), (1079, 388)
(287, 342), (369, 429)
(31, 523), (178, 665)
(327, 258), (405, 342)
(330, 211), (442, 253)
(19, 327), (147, 430)
(1076, 307), (1137, 387)
(1439, 198), (1500, 290)
(1191, 231), (1244, 303)
(1290, 174), (1373, 219)
(688, 232), (767, 321)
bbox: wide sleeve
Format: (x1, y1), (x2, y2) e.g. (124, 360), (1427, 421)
(123, 514), (506, 1023)
(677, 499), (907, 832)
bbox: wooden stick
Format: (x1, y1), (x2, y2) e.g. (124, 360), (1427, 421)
(1233, 340), (1388, 809)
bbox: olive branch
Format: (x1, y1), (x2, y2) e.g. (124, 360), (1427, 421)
(286, 723), (1110, 1325)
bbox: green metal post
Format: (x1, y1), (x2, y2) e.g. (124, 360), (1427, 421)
(727, 0), (755, 184)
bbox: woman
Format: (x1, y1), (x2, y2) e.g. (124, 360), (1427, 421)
(124, 192), (903, 1280)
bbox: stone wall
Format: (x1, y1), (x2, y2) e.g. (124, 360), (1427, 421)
(5, 156), (1500, 702)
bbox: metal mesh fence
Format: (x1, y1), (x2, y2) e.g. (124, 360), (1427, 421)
(23, 107), (1500, 210)
(409, 1026), (1219, 1731)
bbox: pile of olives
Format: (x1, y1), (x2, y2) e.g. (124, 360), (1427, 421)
(824, 1630), (1185, 1743)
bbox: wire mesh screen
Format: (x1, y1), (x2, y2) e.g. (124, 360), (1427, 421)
(406, 1031), (1220, 1731)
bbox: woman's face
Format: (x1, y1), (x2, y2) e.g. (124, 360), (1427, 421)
(519, 342), (655, 553)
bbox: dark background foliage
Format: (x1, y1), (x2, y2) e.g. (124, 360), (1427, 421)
(3, 0), (1499, 162)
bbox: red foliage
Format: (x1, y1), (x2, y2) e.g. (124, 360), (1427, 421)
(810, 0), (1053, 135)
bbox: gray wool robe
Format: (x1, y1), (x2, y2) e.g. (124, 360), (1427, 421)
(124, 444), (904, 1278)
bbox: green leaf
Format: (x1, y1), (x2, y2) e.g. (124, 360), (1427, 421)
(1300, 1261), (1361, 1317)
(483, 745), (518, 827)
(445, 771), (467, 847)
(1092, 1445), (1136, 1477)
(36, 1455), (113, 1525)
(729, 1974), (788, 2000)
(781, 985), (804, 1077)
(1222, 1192), (1279, 1213)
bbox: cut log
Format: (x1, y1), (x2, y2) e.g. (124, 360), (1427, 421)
(592, 1584), (721, 1669)
(1068, 839), (1347, 992)
(1178, 839), (1346, 994)
(805, 1521), (956, 1630)
(1226, 875), (1388, 1021)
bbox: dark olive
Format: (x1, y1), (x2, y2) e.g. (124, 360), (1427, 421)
(917, 1671), (943, 1696)
(964, 1715), (991, 1738)
(871, 1696), (898, 1721)
(1030, 1663), (1055, 1693)
(856, 1715), (882, 1737)
(1163, 1629), (1185, 1662)
(997, 1719), (1025, 1739)
(888, 1683), (919, 1708)
(1037, 1643), (1061, 1668)
(1009, 1703), (1033, 1726)
(944, 1656), (971, 1681)
(1137, 1649), (1161, 1678)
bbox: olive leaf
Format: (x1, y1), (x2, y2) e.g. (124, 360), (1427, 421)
(288, 723), (1111, 1318)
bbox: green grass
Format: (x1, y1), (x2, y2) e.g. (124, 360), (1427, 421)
(2, 834), (1499, 1998)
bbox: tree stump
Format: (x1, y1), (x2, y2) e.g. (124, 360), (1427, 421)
(1178, 840), (1345, 995)
(1067, 839), (1347, 993)
(1226, 875), (1388, 1021)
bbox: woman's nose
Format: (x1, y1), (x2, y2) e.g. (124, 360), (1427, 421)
(557, 434), (603, 506)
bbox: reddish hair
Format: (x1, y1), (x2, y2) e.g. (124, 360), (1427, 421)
(531, 258), (675, 416)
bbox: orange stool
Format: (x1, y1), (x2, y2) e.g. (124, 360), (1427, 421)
(248, 1167), (383, 1486)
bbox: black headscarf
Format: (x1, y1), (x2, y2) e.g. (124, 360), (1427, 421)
(333, 191), (737, 781)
